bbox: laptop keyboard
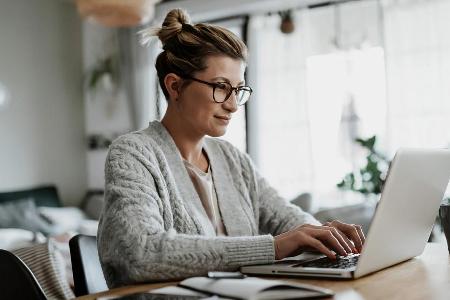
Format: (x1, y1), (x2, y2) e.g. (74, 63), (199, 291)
(295, 254), (360, 269)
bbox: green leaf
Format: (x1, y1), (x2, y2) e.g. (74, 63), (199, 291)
(85, 55), (118, 91)
(338, 135), (389, 197)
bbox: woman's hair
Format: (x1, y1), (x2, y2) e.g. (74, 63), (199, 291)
(141, 8), (248, 99)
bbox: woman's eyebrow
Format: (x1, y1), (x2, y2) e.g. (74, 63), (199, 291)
(211, 76), (245, 85)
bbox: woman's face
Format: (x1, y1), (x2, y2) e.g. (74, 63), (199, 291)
(175, 55), (246, 138)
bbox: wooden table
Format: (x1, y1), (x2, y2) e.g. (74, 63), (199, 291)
(75, 243), (450, 300)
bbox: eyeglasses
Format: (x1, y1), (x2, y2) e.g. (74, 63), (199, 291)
(181, 75), (253, 106)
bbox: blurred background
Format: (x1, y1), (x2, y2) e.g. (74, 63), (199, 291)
(1, 0), (449, 209)
(1, 1), (450, 296)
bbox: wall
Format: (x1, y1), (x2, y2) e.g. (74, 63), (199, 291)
(0, 0), (86, 205)
(82, 22), (133, 189)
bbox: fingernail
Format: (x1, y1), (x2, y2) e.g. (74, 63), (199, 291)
(353, 247), (358, 254)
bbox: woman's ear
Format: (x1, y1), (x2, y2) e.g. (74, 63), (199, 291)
(164, 73), (183, 102)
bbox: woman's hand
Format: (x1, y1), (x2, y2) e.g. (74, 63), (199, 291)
(274, 220), (365, 260)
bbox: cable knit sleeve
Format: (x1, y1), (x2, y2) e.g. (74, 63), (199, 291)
(255, 171), (322, 235)
(97, 136), (275, 288)
(235, 150), (322, 236)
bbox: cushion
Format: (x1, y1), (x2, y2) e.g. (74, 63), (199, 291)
(82, 192), (104, 220)
(13, 240), (75, 300)
(78, 219), (99, 236)
(0, 228), (46, 251)
(290, 193), (313, 213)
(313, 202), (375, 234)
(0, 198), (56, 236)
(38, 206), (87, 234)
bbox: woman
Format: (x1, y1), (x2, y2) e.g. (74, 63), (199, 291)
(98, 8), (365, 288)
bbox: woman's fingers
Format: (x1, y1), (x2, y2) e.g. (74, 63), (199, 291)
(329, 220), (365, 252)
(274, 221), (366, 260)
(334, 228), (358, 254)
(306, 228), (348, 256)
(302, 224), (353, 255)
(297, 232), (336, 259)
(274, 230), (337, 259)
(328, 227), (354, 254)
(355, 224), (366, 245)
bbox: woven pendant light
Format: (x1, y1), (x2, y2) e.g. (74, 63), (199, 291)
(75, 0), (160, 27)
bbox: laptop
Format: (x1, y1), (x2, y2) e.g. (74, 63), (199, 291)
(241, 148), (450, 279)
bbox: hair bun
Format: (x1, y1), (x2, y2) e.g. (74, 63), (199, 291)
(139, 8), (191, 46)
(158, 9), (191, 45)
(164, 8), (191, 27)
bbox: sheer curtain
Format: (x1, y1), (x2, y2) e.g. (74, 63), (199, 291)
(247, 11), (314, 201)
(118, 26), (159, 130)
(382, 0), (450, 153)
(247, 0), (385, 206)
(248, 0), (450, 206)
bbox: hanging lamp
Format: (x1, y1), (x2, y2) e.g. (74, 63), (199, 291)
(75, 0), (161, 27)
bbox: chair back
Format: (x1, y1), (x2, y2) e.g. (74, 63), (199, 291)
(0, 249), (47, 300)
(69, 234), (108, 296)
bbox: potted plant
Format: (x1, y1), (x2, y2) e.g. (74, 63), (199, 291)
(439, 197), (450, 252)
(337, 135), (390, 201)
(85, 55), (119, 92)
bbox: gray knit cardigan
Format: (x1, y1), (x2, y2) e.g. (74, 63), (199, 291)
(98, 121), (320, 288)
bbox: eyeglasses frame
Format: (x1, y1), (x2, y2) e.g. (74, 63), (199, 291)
(180, 75), (253, 106)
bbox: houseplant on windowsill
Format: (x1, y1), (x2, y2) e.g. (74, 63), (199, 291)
(328, 135), (389, 234)
(439, 197), (450, 253)
(337, 135), (390, 203)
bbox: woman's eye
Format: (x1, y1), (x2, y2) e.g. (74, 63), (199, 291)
(215, 83), (228, 90)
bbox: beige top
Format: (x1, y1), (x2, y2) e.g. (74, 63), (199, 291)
(183, 159), (227, 236)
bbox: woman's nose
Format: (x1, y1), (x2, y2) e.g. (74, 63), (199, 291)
(222, 91), (238, 112)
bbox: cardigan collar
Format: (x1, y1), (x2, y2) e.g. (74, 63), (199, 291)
(144, 121), (253, 237)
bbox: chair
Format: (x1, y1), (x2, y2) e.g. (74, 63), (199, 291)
(0, 249), (47, 300)
(69, 234), (108, 296)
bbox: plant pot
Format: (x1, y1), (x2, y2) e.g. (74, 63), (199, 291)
(439, 204), (450, 254)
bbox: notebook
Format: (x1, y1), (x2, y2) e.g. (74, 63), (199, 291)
(102, 277), (334, 300)
(241, 148), (450, 279)
(177, 276), (334, 299)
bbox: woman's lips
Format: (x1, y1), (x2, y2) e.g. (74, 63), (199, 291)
(215, 115), (231, 120)
(215, 115), (231, 124)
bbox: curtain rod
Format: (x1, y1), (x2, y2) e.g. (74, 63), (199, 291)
(154, 0), (366, 24)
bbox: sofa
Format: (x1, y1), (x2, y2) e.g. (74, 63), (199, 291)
(0, 185), (101, 299)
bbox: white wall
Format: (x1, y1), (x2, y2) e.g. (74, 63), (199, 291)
(0, 0), (86, 205)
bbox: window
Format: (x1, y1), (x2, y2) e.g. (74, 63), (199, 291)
(247, 0), (450, 207)
(247, 1), (387, 206)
